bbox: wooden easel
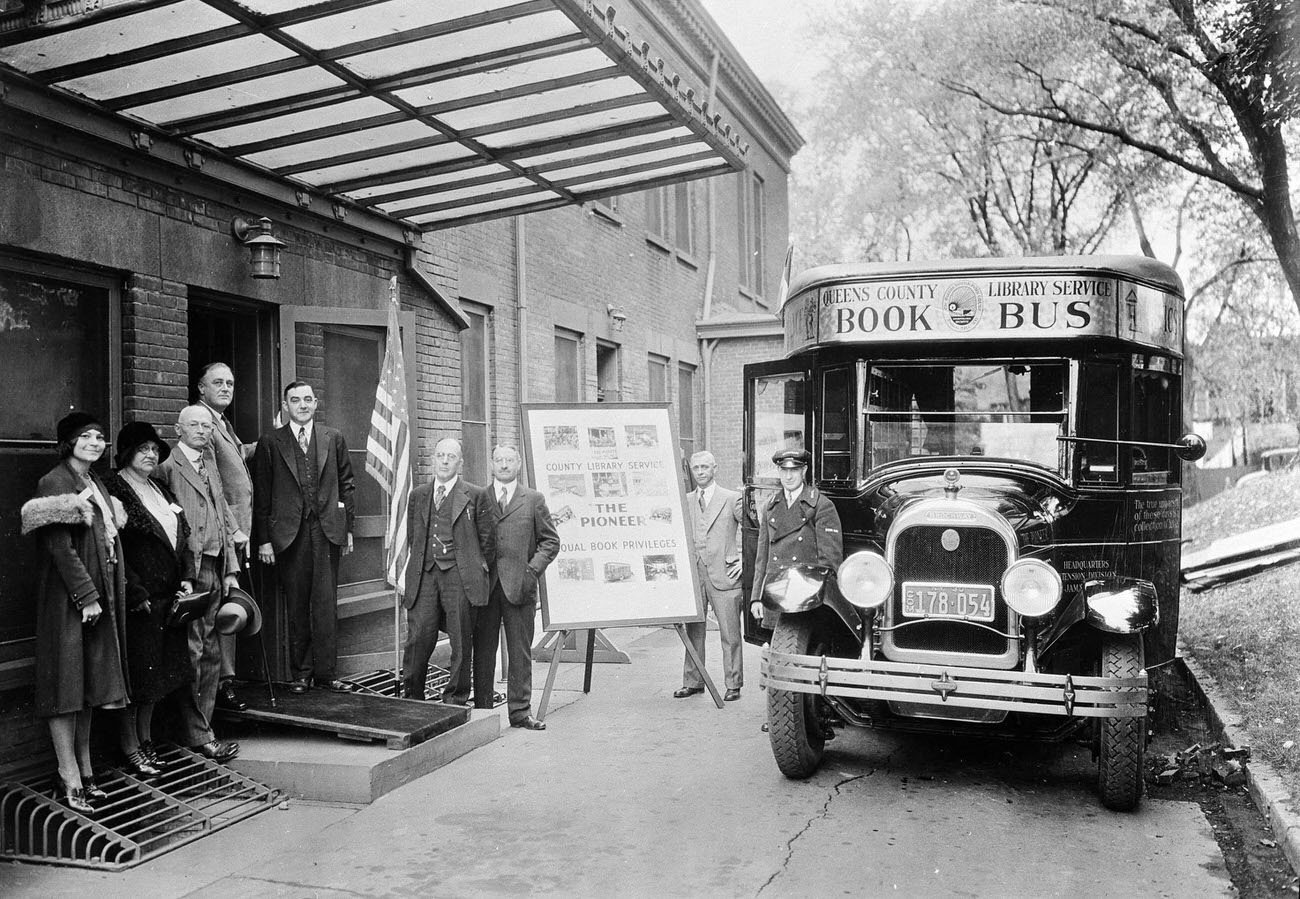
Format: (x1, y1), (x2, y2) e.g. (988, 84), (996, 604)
(535, 623), (723, 719)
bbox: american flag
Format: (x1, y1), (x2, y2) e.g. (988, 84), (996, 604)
(365, 276), (411, 596)
(777, 241), (795, 304)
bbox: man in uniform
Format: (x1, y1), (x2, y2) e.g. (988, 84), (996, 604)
(252, 381), (355, 694)
(402, 438), (497, 705)
(474, 444), (558, 728)
(196, 362), (252, 712)
(156, 405), (242, 761)
(674, 450), (745, 702)
(749, 448), (843, 629)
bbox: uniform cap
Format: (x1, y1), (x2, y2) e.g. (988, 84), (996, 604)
(772, 448), (811, 469)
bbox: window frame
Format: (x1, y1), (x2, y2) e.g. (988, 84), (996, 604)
(555, 327), (583, 403)
(460, 304), (491, 484)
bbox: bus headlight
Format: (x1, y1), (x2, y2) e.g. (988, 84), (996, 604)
(838, 551), (893, 610)
(1000, 559), (1062, 618)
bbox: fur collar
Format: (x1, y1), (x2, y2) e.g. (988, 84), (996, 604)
(20, 491), (127, 536)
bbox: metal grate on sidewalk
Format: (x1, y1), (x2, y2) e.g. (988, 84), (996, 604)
(339, 666), (504, 707)
(0, 744), (279, 870)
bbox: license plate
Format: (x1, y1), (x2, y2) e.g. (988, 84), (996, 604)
(901, 582), (996, 622)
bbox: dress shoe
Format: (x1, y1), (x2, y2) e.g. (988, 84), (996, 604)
(79, 773), (108, 803)
(215, 681), (247, 711)
(123, 748), (161, 778)
(287, 678), (311, 694)
(321, 679), (355, 693)
(724, 689), (741, 702)
(509, 716), (546, 731)
(190, 739), (239, 762)
(139, 740), (161, 766)
(673, 686), (704, 698)
(56, 780), (95, 816)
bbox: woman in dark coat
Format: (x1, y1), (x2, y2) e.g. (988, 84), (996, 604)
(103, 421), (195, 777)
(20, 411), (130, 815)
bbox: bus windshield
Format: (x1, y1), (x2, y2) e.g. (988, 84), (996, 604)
(865, 362), (1066, 470)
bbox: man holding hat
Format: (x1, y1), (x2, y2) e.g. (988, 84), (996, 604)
(748, 448), (843, 630)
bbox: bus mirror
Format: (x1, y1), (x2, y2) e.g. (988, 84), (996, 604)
(1175, 433), (1207, 462)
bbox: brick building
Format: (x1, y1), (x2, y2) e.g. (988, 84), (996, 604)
(0, 0), (796, 767)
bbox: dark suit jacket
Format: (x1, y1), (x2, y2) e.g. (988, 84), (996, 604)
(404, 478), (497, 610)
(251, 422), (356, 553)
(491, 483), (559, 605)
(749, 484), (843, 606)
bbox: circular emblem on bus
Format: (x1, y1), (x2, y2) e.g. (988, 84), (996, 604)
(941, 528), (961, 551)
(943, 282), (983, 331)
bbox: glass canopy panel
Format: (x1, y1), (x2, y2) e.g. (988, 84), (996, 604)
(390, 47), (611, 107)
(435, 78), (641, 131)
(571, 157), (724, 193)
(123, 68), (349, 124)
(195, 96), (398, 147)
(335, 12), (577, 81)
(242, 120), (444, 169)
(408, 191), (561, 225)
(279, 0), (521, 50)
(292, 144), (476, 186)
(513, 127), (694, 167)
(2, 1), (233, 72)
(344, 164), (515, 200)
(543, 144), (714, 182)
(376, 177), (537, 215)
(57, 36), (297, 101)
(481, 101), (664, 149)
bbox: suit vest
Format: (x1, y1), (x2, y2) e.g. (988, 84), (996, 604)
(426, 486), (456, 570)
(294, 429), (319, 517)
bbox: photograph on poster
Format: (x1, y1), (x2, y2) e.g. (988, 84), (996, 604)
(522, 403), (704, 630)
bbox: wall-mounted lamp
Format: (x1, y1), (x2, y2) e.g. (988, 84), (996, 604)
(230, 216), (287, 280)
(607, 303), (628, 333)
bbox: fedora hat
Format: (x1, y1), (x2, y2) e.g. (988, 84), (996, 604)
(215, 586), (262, 636)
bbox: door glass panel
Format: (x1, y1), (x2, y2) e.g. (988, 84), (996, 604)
(750, 371), (806, 482)
(820, 367), (853, 482)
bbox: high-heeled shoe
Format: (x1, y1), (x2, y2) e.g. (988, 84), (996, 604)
(139, 740), (162, 766)
(124, 748), (161, 778)
(79, 773), (108, 803)
(55, 779), (95, 815)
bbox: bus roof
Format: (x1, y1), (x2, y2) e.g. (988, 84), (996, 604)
(781, 255), (1185, 357)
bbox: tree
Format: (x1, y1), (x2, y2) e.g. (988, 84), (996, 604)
(942, 0), (1300, 315)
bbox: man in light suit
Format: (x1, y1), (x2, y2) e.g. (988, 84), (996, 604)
(474, 444), (559, 729)
(155, 404), (242, 761)
(403, 437), (497, 705)
(196, 362), (252, 712)
(675, 450), (745, 702)
(251, 381), (355, 694)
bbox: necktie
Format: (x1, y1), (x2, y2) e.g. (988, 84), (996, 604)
(298, 426), (309, 454)
(434, 484), (445, 510)
(498, 487), (507, 510)
(196, 454), (208, 481)
(699, 491), (707, 514)
(226, 417), (240, 445)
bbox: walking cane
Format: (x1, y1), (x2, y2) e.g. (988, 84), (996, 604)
(258, 629), (277, 707)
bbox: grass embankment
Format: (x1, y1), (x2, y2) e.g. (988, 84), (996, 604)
(1180, 470), (1300, 806)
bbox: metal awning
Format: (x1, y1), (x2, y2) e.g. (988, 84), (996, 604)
(0, 0), (748, 230)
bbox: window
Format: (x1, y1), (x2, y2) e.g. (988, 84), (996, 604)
(738, 171), (766, 297)
(750, 371), (807, 481)
(555, 328), (582, 402)
(597, 341), (620, 402)
(678, 363), (696, 457)
(646, 186), (670, 241)
(647, 354), (669, 403)
(461, 307), (489, 483)
(1130, 361), (1180, 484)
(674, 182), (695, 255)
(595, 194), (619, 212)
(820, 366), (855, 481)
(0, 259), (116, 647)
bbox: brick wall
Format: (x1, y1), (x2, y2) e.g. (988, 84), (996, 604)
(122, 274), (190, 427)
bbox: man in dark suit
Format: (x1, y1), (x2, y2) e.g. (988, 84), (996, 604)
(403, 437), (496, 705)
(252, 380), (355, 694)
(474, 444), (559, 729)
(196, 362), (252, 712)
(675, 450), (745, 702)
(155, 404), (242, 762)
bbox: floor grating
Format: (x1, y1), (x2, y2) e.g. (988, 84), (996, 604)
(338, 666), (505, 707)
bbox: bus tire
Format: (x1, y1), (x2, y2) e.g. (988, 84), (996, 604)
(767, 615), (826, 779)
(1097, 634), (1146, 811)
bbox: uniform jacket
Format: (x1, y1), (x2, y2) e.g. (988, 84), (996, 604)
(687, 484), (743, 591)
(491, 482), (559, 605)
(21, 462), (130, 716)
(749, 484), (843, 606)
(155, 446), (240, 581)
(201, 402), (253, 536)
(404, 478), (497, 610)
(251, 422), (356, 553)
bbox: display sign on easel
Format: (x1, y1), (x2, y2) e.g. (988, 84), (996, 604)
(520, 403), (723, 711)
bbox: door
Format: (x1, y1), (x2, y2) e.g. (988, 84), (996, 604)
(279, 306), (415, 675)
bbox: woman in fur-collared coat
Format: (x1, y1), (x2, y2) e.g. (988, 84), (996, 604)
(20, 411), (130, 814)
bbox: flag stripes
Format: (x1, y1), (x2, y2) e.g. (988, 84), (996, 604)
(365, 276), (411, 596)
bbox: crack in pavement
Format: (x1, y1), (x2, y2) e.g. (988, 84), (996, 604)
(755, 770), (873, 896)
(191, 875), (375, 898)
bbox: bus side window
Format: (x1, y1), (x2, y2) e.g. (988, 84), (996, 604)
(821, 367), (854, 481)
(1078, 363), (1119, 483)
(1131, 369), (1177, 483)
